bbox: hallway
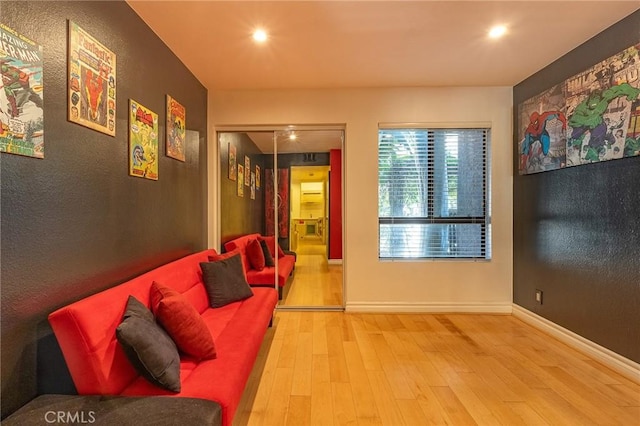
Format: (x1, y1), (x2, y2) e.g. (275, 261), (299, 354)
(282, 236), (342, 307)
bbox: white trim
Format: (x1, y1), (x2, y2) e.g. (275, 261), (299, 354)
(512, 304), (640, 384)
(327, 259), (343, 265)
(378, 121), (492, 129)
(345, 302), (512, 314)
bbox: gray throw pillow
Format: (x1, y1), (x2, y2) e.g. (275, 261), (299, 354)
(259, 238), (275, 267)
(200, 253), (254, 308)
(116, 296), (181, 392)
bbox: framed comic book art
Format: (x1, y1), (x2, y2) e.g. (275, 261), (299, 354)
(228, 143), (236, 180)
(166, 95), (185, 161)
(0, 23), (44, 158)
(68, 21), (116, 136)
(517, 43), (640, 174)
(244, 155), (250, 186)
(237, 164), (244, 197)
(255, 164), (261, 189)
(250, 172), (256, 200)
(129, 99), (158, 180)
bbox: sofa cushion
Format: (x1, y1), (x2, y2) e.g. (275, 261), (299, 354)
(1, 395), (223, 426)
(150, 282), (217, 360)
(200, 254), (254, 308)
(115, 296), (181, 392)
(245, 254), (296, 287)
(209, 249), (247, 279)
(259, 239), (275, 267)
(246, 238), (266, 271)
(223, 233), (260, 273)
(259, 235), (285, 258)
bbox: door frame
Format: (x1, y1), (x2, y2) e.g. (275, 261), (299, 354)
(212, 124), (346, 310)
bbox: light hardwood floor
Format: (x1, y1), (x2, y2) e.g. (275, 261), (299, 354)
(234, 312), (640, 425)
(282, 237), (342, 307)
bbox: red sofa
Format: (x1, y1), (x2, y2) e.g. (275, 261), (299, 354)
(223, 233), (296, 299)
(48, 249), (277, 426)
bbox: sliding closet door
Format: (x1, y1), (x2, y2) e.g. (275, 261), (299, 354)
(218, 127), (344, 309)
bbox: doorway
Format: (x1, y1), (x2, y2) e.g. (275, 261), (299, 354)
(217, 126), (344, 309)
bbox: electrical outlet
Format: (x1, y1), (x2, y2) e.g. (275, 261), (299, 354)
(535, 289), (543, 304)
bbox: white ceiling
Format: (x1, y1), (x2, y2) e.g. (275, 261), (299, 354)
(244, 130), (343, 153)
(129, 1), (638, 153)
(128, 1), (639, 90)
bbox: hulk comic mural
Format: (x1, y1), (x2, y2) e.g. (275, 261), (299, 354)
(518, 43), (640, 174)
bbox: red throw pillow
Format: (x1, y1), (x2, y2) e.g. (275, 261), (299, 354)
(259, 236), (285, 258)
(149, 281), (216, 360)
(246, 238), (266, 271)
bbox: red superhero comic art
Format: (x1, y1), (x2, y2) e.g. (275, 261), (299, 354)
(68, 21), (116, 136)
(166, 95), (186, 161)
(1, 23), (44, 158)
(517, 43), (640, 174)
(517, 84), (567, 174)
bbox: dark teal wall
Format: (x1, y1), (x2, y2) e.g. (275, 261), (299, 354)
(0, 1), (208, 417)
(513, 11), (640, 362)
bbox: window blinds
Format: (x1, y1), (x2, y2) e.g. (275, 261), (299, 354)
(378, 128), (490, 259)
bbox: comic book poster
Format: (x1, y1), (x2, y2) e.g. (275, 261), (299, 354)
(68, 21), (116, 136)
(565, 44), (640, 165)
(244, 155), (250, 186)
(228, 143), (236, 180)
(166, 95), (185, 161)
(517, 84), (567, 174)
(0, 23), (44, 158)
(255, 164), (261, 188)
(129, 99), (158, 180)
(237, 164), (244, 197)
(250, 171), (256, 200)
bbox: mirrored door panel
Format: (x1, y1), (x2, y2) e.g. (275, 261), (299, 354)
(218, 127), (344, 309)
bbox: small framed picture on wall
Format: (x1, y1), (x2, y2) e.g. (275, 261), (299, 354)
(250, 172), (256, 200)
(228, 144), (237, 180)
(237, 164), (244, 197)
(244, 156), (250, 186)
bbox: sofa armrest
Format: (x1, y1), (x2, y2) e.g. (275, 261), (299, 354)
(2, 395), (222, 426)
(283, 250), (297, 261)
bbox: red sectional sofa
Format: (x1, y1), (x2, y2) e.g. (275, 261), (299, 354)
(223, 233), (296, 299)
(48, 249), (277, 426)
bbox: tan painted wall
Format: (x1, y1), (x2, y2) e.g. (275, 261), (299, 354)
(208, 87), (513, 311)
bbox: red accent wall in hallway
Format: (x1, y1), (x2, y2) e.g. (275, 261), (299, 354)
(329, 149), (343, 259)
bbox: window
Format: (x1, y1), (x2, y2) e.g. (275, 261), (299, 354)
(378, 127), (490, 260)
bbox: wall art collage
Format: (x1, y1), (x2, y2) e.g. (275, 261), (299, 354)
(518, 43), (640, 174)
(227, 143), (260, 200)
(0, 21), (187, 181)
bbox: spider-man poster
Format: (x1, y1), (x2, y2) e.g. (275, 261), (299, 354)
(517, 84), (567, 174)
(0, 23), (44, 158)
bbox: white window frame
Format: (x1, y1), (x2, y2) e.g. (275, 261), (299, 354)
(377, 123), (491, 261)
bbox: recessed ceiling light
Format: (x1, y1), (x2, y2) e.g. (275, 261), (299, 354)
(253, 29), (267, 43)
(489, 25), (507, 39)
(289, 133), (297, 141)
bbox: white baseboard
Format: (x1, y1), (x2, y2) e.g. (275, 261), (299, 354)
(512, 304), (640, 384)
(327, 259), (343, 265)
(345, 301), (512, 314)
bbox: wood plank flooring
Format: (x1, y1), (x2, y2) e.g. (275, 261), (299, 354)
(234, 312), (640, 425)
(282, 237), (343, 307)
